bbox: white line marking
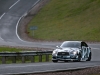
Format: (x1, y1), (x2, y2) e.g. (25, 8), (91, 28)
(9, 0), (20, 9)
(32, 0), (40, 7)
(16, 16), (24, 42)
(16, 0), (41, 42)
(92, 48), (100, 50)
(0, 37), (4, 41)
(1, 63), (54, 68)
(0, 13), (5, 40)
(0, 13), (5, 19)
(16, 16), (28, 43)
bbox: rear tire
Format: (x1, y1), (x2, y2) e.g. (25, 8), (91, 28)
(86, 52), (91, 61)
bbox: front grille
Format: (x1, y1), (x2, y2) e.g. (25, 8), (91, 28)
(58, 52), (69, 56)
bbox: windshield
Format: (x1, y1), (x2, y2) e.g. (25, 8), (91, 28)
(60, 42), (81, 48)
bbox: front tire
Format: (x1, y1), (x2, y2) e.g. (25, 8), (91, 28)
(74, 53), (81, 62)
(52, 60), (58, 63)
(64, 60), (69, 62)
(77, 53), (81, 62)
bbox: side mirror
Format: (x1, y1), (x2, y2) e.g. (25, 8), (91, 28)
(56, 46), (60, 48)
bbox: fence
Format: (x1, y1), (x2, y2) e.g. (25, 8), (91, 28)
(0, 51), (52, 64)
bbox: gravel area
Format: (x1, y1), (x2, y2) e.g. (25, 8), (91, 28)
(28, 66), (100, 75)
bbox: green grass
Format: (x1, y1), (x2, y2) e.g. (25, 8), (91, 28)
(27, 0), (100, 42)
(91, 73), (100, 75)
(0, 47), (22, 52)
(0, 47), (52, 64)
(0, 55), (52, 64)
(34, 55), (52, 62)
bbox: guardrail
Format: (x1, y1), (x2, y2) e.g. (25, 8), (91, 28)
(0, 51), (52, 64)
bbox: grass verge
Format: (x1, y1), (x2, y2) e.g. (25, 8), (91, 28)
(0, 46), (22, 52)
(0, 47), (52, 64)
(27, 0), (100, 42)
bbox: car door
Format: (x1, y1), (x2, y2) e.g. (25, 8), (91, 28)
(81, 42), (88, 59)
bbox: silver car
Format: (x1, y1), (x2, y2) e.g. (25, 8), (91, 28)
(52, 41), (91, 62)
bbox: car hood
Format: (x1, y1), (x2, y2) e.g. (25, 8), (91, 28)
(55, 48), (80, 52)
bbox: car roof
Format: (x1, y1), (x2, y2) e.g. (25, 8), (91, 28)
(63, 41), (82, 43)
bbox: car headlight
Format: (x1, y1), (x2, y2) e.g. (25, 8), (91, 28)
(52, 50), (58, 56)
(73, 51), (77, 55)
(71, 51), (78, 55)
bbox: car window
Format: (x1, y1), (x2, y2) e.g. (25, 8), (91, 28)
(84, 42), (88, 47)
(60, 42), (81, 48)
(81, 42), (88, 47)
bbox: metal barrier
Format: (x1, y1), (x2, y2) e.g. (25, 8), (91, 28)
(0, 51), (52, 64)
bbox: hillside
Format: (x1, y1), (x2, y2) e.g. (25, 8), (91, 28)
(27, 0), (100, 42)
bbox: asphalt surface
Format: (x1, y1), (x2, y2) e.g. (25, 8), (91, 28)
(0, 0), (61, 49)
(0, 0), (100, 49)
(0, 48), (100, 75)
(0, 0), (100, 75)
(0, 0), (36, 42)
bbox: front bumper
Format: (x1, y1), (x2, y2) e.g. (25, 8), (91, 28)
(52, 55), (78, 61)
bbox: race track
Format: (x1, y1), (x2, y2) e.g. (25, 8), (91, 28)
(0, 48), (100, 74)
(0, 0), (59, 49)
(0, 0), (100, 74)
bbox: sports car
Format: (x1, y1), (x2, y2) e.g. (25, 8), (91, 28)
(52, 41), (91, 62)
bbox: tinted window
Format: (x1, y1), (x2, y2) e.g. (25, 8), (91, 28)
(60, 42), (81, 48)
(81, 42), (88, 47)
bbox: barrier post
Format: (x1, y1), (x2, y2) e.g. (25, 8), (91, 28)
(2, 56), (6, 64)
